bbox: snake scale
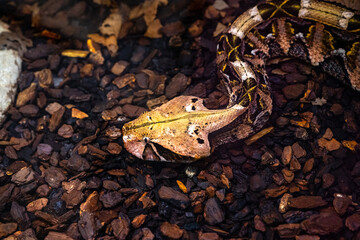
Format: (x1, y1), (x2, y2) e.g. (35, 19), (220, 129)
(122, 0), (360, 162)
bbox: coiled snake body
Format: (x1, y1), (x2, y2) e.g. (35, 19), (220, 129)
(123, 0), (360, 162)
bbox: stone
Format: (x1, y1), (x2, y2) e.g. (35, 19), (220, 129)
(11, 167), (35, 185)
(345, 213), (360, 231)
(322, 173), (335, 189)
(62, 179), (86, 208)
(0, 223), (17, 238)
(122, 104), (146, 118)
(19, 104), (39, 117)
(44, 167), (66, 188)
(322, 128), (333, 140)
(17, 228), (37, 240)
(289, 196), (327, 209)
(276, 223), (301, 238)
(281, 146), (292, 165)
(303, 158), (315, 173)
(333, 193), (351, 215)
(330, 103), (343, 115)
(162, 21), (185, 37)
(45, 231), (74, 240)
(279, 193), (293, 213)
(35, 68), (53, 88)
(10, 201), (30, 229)
(37, 143), (53, 159)
(198, 232), (221, 240)
(249, 174), (266, 192)
(282, 84), (306, 100)
(111, 60), (129, 75)
(301, 208), (343, 235)
(58, 124), (74, 138)
(99, 191), (123, 208)
(204, 198), (224, 225)
(254, 215), (266, 232)
(160, 222), (183, 239)
(26, 198), (48, 212)
(292, 142), (306, 158)
(264, 185), (288, 198)
(282, 168), (294, 183)
(113, 73), (136, 89)
(36, 184), (51, 197)
(276, 116), (289, 127)
(165, 73), (190, 98)
(78, 211), (97, 239)
(0, 184), (15, 210)
(67, 154), (90, 172)
(131, 214), (147, 228)
(296, 235), (320, 240)
(111, 213), (130, 240)
(318, 138), (341, 151)
(158, 186), (190, 209)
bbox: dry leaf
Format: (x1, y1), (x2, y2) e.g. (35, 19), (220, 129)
(220, 173), (230, 188)
(46, 102), (64, 115)
(129, 0), (168, 38)
(213, 22), (227, 37)
(311, 97), (327, 106)
(176, 180), (188, 193)
(87, 39), (97, 53)
(328, 0), (360, 10)
(342, 140), (358, 151)
(31, 3), (40, 28)
(143, 0), (168, 25)
(39, 29), (61, 39)
(99, 8), (123, 37)
(88, 51), (105, 65)
(290, 119), (310, 128)
(72, 108), (89, 119)
(88, 34), (118, 57)
(129, 0), (168, 24)
(61, 49), (89, 58)
(244, 126), (274, 145)
(213, 0), (230, 10)
(16, 83), (37, 107)
(129, 4), (145, 20)
(145, 19), (163, 38)
(93, 0), (111, 6)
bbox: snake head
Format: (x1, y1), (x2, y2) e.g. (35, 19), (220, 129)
(122, 96), (212, 162)
(122, 96), (247, 162)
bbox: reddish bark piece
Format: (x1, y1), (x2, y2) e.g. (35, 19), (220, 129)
(301, 209), (343, 235)
(160, 222), (183, 239)
(289, 196), (327, 209)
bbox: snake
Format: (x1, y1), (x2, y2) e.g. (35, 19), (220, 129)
(122, 0), (360, 162)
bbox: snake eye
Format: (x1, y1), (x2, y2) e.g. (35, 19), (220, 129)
(143, 137), (149, 143)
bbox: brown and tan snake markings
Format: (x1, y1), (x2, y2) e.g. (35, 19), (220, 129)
(123, 0), (360, 162)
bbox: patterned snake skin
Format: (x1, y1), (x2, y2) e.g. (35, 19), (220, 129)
(122, 0), (360, 162)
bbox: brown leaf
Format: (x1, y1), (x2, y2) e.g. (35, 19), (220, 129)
(145, 19), (163, 38)
(176, 180), (187, 193)
(71, 108), (88, 119)
(16, 83), (37, 107)
(88, 34), (118, 57)
(99, 8), (124, 37)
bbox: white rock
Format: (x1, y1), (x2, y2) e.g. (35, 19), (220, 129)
(0, 21), (27, 124)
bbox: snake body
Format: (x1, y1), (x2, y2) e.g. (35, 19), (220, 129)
(122, 0), (360, 162)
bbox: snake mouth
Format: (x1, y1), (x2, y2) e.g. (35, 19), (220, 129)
(143, 142), (199, 163)
(122, 135), (169, 161)
(123, 138), (146, 160)
(123, 136), (199, 162)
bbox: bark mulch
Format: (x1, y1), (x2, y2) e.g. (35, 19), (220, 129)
(0, 0), (360, 239)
